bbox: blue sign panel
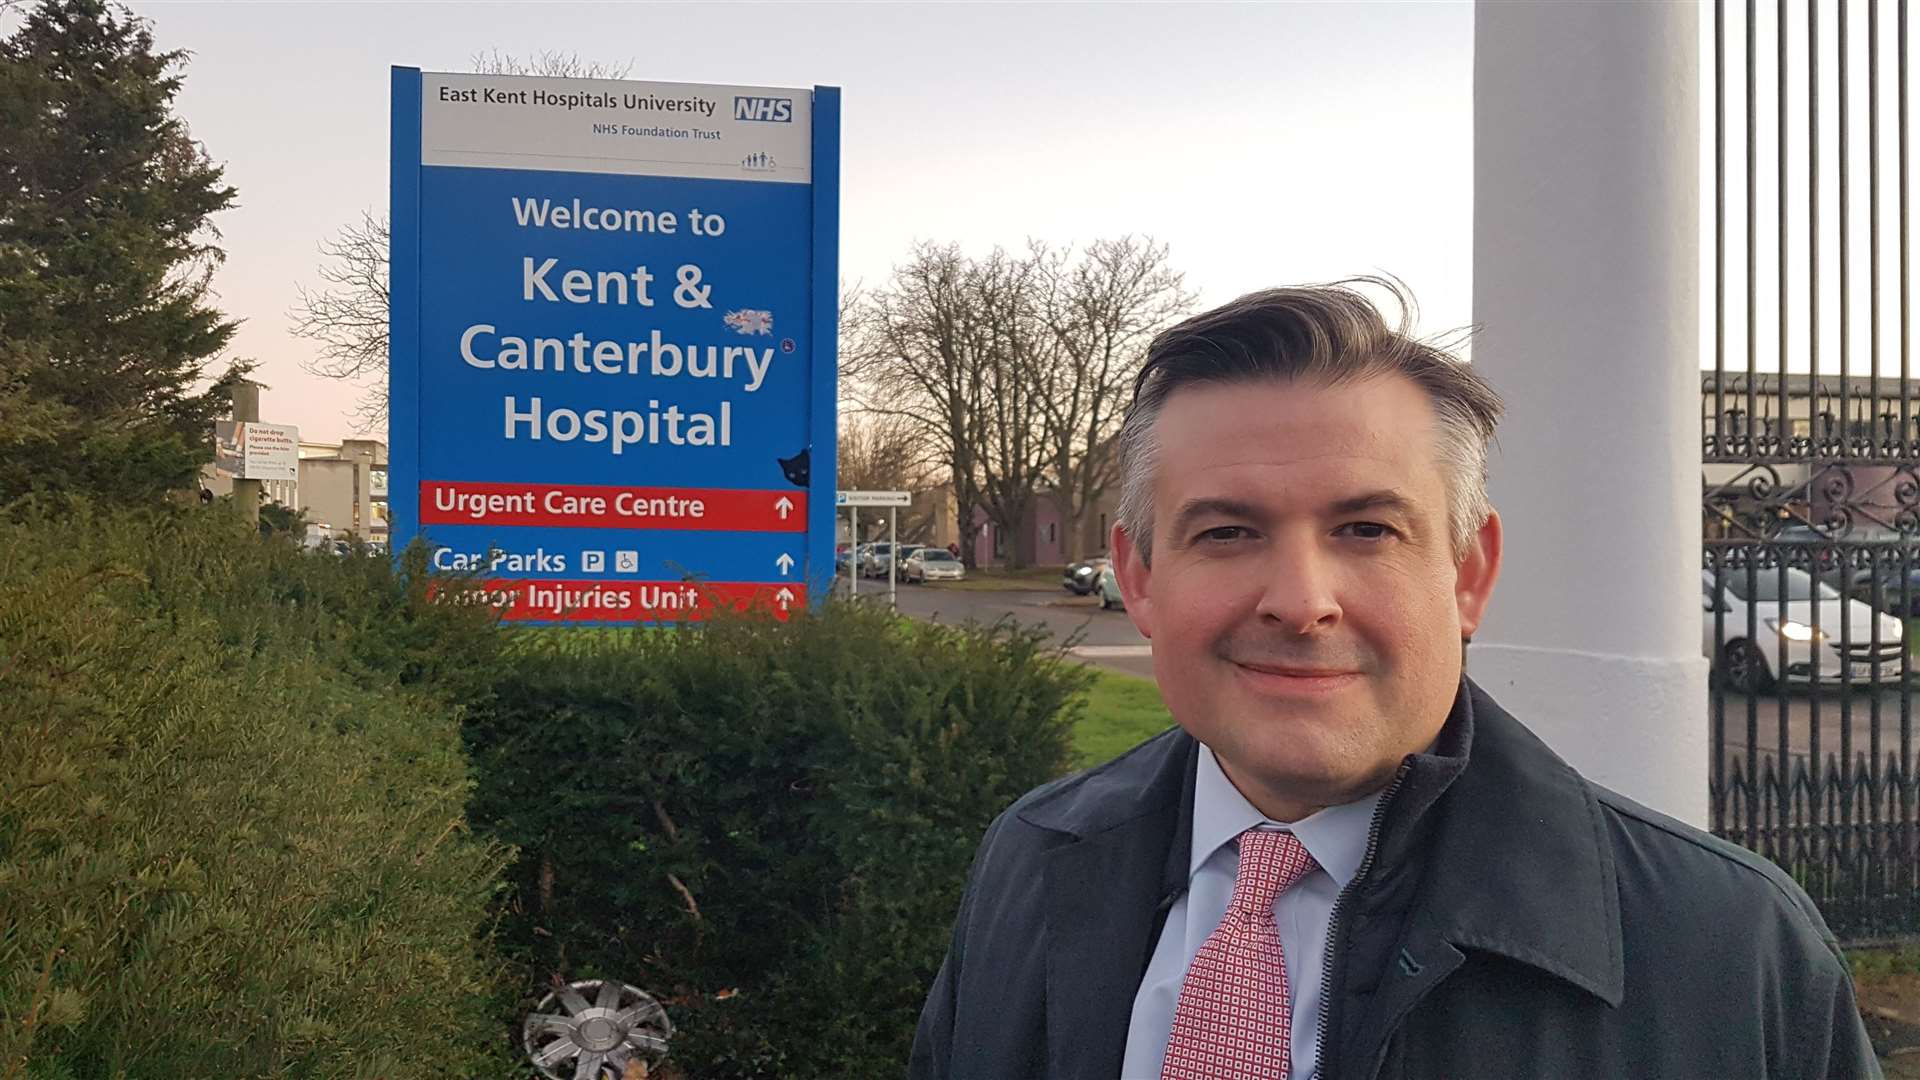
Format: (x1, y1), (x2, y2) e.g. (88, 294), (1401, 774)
(390, 69), (838, 621)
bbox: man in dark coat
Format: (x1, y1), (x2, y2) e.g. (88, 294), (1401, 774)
(910, 282), (1879, 1079)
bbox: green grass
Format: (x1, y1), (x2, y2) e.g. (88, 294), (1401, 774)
(1072, 668), (1176, 767)
(1851, 943), (1920, 983)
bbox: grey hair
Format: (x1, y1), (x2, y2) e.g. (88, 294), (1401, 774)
(1114, 277), (1503, 565)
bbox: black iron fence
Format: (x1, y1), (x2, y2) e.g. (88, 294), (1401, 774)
(1707, 0), (1920, 940)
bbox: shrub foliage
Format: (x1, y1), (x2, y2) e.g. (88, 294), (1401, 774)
(0, 506), (517, 1078)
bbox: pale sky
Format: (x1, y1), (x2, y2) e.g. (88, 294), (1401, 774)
(121, 0), (1476, 445)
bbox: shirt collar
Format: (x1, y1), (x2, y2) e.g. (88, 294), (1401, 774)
(1191, 741), (1384, 888)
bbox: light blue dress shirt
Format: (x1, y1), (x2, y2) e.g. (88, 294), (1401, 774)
(1120, 744), (1383, 1080)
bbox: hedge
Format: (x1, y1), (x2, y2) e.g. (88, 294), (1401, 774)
(0, 504), (518, 1078)
(0, 500), (1103, 1078)
(469, 603), (1093, 1078)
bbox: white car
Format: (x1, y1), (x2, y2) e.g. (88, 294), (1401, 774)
(1702, 567), (1906, 691)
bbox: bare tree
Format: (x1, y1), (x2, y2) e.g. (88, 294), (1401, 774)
(289, 51), (633, 432)
(469, 49), (634, 80)
(288, 211), (388, 428)
(835, 279), (878, 388)
(858, 243), (993, 566)
(857, 243), (1058, 568)
(970, 248), (1055, 568)
(837, 412), (943, 538)
(838, 412), (936, 493)
(1035, 237), (1193, 561)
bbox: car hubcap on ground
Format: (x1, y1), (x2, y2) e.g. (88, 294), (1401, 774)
(523, 979), (672, 1080)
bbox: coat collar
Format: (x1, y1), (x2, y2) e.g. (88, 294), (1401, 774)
(1017, 676), (1624, 1077)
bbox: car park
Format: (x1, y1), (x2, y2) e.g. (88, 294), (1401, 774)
(1702, 566), (1906, 691)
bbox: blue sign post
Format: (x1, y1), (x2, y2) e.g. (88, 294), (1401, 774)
(390, 70), (838, 622)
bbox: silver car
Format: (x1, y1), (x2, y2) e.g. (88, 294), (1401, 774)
(860, 542), (895, 578)
(903, 547), (965, 583)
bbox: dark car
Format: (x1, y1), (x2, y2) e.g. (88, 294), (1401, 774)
(1063, 554), (1110, 595)
(1849, 566), (1920, 617)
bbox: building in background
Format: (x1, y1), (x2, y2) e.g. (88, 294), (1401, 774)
(852, 480), (1119, 569)
(967, 486), (1119, 569)
(202, 438), (388, 542)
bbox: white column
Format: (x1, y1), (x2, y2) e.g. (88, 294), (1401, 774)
(1469, 0), (1708, 824)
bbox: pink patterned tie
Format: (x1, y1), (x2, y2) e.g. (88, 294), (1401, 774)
(1160, 827), (1319, 1080)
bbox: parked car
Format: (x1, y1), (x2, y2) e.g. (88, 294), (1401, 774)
(867, 543), (926, 580)
(895, 544), (926, 571)
(903, 547), (965, 583)
(1847, 566), (1920, 617)
(1774, 522), (1910, 588)
(1703, 566), (1906, 691)
(1064, 554), (1110, 595)
(860, 542), (895, 578)
(1096, 562), (1126, 611)
(840, 543), (869, 574)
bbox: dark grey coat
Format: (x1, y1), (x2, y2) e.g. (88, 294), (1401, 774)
(910, 678), (1880, 1079)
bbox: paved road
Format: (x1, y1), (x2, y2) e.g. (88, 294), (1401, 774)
(1714, 686), (1920, 770)
(842, 577), (1156, 677)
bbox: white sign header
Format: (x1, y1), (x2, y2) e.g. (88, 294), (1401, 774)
(420, 72), (812, 183)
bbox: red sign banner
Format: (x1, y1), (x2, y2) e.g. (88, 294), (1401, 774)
(419, 480), (804, 532)
(432, 578), (804, 623)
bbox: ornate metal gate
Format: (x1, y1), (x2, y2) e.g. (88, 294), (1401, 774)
(1705, 0), (1920, 940)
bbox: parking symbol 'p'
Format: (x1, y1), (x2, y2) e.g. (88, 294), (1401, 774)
(581, 550), (606, 573)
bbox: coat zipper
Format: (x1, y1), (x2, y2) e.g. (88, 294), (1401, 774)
(1313, 759), (1412, 1080)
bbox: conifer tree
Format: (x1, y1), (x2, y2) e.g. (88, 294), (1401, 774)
(0, 0), (247, 504)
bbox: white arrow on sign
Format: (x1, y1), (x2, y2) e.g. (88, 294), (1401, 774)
(775, 496), (795, 519)
(775, 587), (795, 611)
(775, 552), (795, 576)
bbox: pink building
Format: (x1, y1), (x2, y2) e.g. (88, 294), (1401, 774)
(966, 489), (1118, 569)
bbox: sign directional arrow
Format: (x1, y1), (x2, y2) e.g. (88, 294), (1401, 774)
(775, 587), (796, 611)
(774, 496), (795, 520)
(775, 552), (795, 576)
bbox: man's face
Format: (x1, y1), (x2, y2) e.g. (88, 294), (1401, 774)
(1112, 374), (1501, 817)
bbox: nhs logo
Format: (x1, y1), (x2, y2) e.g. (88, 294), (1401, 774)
(733, 96), (794, 123)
